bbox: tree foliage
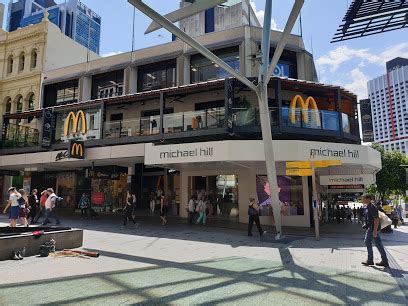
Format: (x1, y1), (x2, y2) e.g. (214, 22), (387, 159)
(370, 144), (408, 199)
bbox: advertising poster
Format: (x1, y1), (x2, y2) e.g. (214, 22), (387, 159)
(256, 175), (304, 216)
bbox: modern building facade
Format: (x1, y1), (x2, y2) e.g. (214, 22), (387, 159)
(0, 13), (381, 228)
(367, 57), (408, 154)
(6, 0), (101, 54)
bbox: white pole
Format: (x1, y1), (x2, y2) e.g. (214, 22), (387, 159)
(310, 157), (320, 240)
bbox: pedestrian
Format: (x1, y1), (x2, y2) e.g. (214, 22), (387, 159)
(149, 192), (156, 214)
(196, 196), (207, 225)
(78, 193), (90, 219)
(34, 190), (48, 224)
(248, 195), (266, 237)
(160, 194), (168, 226)
(396, 205), (404, 224)
(131, 191), (137, 219)
(2, 187), (20, 227)
(361, 194), (389, 268)
(353, 206), (357, 219)
(18, 189), (29, 227)
(186, 195), (196, 224)
(28, 189), (39, 224)
(346, 206), (352, 223)
(42, 188), (61, 226)
(123, 191), (136, 227)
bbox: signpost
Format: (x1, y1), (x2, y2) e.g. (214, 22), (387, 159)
(286, 159), (343, 240)
(129, 0), (305, 240)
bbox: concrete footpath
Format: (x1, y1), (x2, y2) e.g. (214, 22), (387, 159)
(0, 215), (407, 305)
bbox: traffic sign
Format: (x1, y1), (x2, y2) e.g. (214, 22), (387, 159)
(286, 168), (313, 176)
(286, 160), (342, 169)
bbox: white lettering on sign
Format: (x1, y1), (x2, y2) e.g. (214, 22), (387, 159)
(320, 174), (374, 186)
(159, 147), (214, 159)
(310, 148), (360, 159)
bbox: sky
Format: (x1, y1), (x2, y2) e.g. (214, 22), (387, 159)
(2, 0), (408, 100)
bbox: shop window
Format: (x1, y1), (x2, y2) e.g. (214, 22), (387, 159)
(191, 48), (240, 83)
(18, 53), (25, 72)
(27, 94), (35, 110)
(16, 96), (23, 113)
(7, 55), (13, 74)
(138, 60), (177, 92)
(44, 80), (79, 107)
(31, 50), (38, 69)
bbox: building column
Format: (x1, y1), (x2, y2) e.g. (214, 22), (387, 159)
(296, 52), (306, 80)
(180, 171), (189, 218)
(79, 75), (92, 102)
(182, 54), (191, 85)
(124, 66), (138, 94)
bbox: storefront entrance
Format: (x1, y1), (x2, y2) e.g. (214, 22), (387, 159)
(189, 175), (239, 221)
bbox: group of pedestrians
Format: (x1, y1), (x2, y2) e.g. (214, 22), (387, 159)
(186, 195), (208, 225)
(3, 187), (61, 227)
(122, 191), (169, 228)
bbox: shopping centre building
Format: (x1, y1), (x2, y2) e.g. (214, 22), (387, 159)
(0, 7), (381, 227)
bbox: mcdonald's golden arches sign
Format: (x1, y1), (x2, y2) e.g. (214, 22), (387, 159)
(68, 140), (85, 160)
(289, 95), (321, 126)
(64, 110), (87, 136)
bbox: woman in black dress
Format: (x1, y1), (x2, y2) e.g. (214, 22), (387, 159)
(160, 195), (168, 226)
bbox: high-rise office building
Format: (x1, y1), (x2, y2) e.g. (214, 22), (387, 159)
(6, 0), (101, 54)
(367, 57), (408, 155)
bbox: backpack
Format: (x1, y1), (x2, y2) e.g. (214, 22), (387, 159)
(17, 197), (26, 208)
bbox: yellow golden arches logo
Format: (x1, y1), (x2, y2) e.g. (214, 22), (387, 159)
(71, 143), (83, 157)
(289, 95), (321, 126)
(63, 110), (87, 136)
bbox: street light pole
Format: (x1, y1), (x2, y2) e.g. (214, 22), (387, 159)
(129, 0), (304, 239)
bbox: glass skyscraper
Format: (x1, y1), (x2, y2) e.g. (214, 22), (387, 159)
(6, 0), (101, 54)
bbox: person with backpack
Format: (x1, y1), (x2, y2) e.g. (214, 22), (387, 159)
(42, 188), (61, 226)
(361, 194), (389, 268)
(248, 195), (266, 237)
(18, 189), (29, 227)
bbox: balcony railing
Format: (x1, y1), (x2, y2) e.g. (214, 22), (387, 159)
(2, 123), (39, 148)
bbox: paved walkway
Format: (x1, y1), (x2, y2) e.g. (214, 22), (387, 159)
(0, 215), (408, 305)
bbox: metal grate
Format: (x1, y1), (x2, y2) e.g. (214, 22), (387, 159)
(332, 0), (408, 43)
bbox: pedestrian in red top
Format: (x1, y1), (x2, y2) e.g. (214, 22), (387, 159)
(33, 190), (48, 224)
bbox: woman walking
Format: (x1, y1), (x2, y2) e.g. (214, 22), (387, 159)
(18, 189), (29, 227)
(123, 191), (136, 227)
(160, 194), (168, 226)
(196, 196), (207, 225)
(248, 196), (266, 237)
(149, 192), (156, 214)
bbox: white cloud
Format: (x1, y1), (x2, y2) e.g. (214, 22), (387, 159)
(102, 51), (123, 57)
(250, 0), (281, 31)
(316, 42), (408, 72)
(343, 68), (370, 99)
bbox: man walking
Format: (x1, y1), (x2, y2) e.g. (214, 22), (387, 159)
(361, 194), (389, 268)
(42, 188), (61, 225)
(248, 196), (266, 237)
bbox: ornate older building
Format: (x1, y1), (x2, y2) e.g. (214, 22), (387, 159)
(0, 12), (99, 133)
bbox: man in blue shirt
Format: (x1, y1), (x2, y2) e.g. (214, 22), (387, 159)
(361, 194), (389, 268)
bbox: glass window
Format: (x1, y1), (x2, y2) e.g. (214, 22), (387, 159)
(5, 99), (12, 114)
(7, 56), (13, 74)
(92, 70), (124, 99)
(56, 86), (78, 104)
(139, 67), (176, 91)
(191, 49), (240, 83)
(28, 94), (35, 110)
(31, 50), (37, 69)
(16, 97), (23, 113)
(19, 54), (25, 72)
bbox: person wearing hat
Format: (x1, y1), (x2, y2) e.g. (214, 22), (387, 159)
(248, 195), (266, 237)
(3, 187), (20, 227)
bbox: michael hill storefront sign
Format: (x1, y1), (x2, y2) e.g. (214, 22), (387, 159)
(145, 140), (381, 169)
(319, 174), (375, 186)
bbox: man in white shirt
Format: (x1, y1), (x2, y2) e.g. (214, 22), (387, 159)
(42, 188), (61, 226)
(3, 187), (20, 227)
